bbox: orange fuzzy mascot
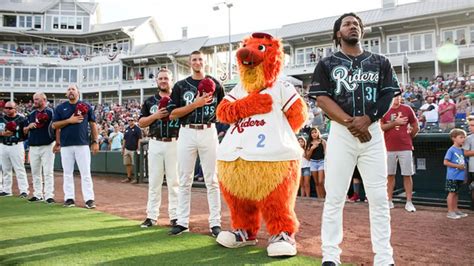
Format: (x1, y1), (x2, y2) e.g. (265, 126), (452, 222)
(215, 32), (307, 257)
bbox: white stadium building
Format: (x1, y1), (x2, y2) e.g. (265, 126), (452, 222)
(0, 0), (473, 105)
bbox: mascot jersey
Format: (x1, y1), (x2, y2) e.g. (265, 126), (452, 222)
(217, 81), (302, 162)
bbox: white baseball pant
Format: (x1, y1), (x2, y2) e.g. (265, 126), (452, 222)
(146, 139), (179, 221)
(0, 142), (29, 194)
(176, 124), (221, 228)
(321, 121), (393, 265)
(29, 143), (55, 200)
(60, 145), (94, 201)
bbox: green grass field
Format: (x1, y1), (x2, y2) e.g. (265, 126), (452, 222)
(0, 197), (321, 265)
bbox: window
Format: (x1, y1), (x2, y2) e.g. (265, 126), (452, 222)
(413, 35), (422, 51)
(399, 35), (409, 52)
(76, 17), (82, 30)
(388, 36), (398, 53)
(60, 17), (67, 29)
(21, 69), (28, 82)
(39, 69), (46, 82)
(47, 69), (54, 82)
(63, 69), (70, 82)
(3, 15), (17, 27)
(30, 69), (36, 82)
(94, 67), (100, 81)
(53, 17), (59, 29)
(424, 34), (432, 49)
(70, 69), (77, 83)
(470, 26), (474, 44)
(305, 48), (314, 64)
(108, 66), (113, 80)
(102, 66), (107, 80)
(54, 16), (82, 30)
(34, 16), (41, 29)
(67, 17), (74, 29)
(296, 49), (304, 65)
(443, 28), (466, 45)
(363, 38), (380, 53)
(14, 69), (21, 82)
(4, 68), (11, 81)
(114, 65), (119, 80)
(19, 16), (25, 27)
(55, 69), (62, 82)
(26, 16), (32, 28)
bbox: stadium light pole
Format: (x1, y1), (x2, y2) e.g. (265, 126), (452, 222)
(213, 2), (233, 81)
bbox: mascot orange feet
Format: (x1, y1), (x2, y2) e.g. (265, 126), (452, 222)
(215, 32), (307, 257)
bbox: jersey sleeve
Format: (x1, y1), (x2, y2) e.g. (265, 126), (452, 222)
(309, 61), (332, 98)
(87, 103), (96, 122)
(280, 81), (299, 112)
(380, 58), (401, 96)
(167, 83), (182, 113)
(140, 101), (150, 119)
(214, 79), (225, 106)
(52, 106), (63, 122)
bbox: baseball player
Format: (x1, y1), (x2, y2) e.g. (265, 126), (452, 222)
(0, 101), (29, 198)
(167, 50), (224, 237)
(138, 68), (180, 228)
(310, 13), (400, 265)
(23, 92), (56, 203)
(52, 84), (99, 209)
(0, 100), (4, 195)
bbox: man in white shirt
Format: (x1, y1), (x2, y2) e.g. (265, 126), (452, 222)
(420, 96), (439, 124)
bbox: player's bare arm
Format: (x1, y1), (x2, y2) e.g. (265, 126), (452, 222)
(443, 159), (465, 170)
(409, 120), (420, 138)
(138, 108), (168, 128)
(381, 114), (408, 131)
(169, 92), (211, 120)
(89, 121), (99, 155)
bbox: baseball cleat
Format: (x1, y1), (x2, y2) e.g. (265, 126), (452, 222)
(267, 232), (297, 257)
(216, 229), (257, 248)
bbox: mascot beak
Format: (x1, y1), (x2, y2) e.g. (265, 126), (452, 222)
(237, 48), (264, 67)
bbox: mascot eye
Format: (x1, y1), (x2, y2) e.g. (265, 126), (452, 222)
(258, 45), (266, 52)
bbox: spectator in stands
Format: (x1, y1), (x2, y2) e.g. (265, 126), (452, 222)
(381, 95), (419, 212)
(298, 136), (311, 197)
(109, 124), (123, 151)
(462, 116), (474, 211)
(121, 117), (142, 183)
(305, 127), (326, 198)
(310, 52), (316, 63)
(455, 94), (470, 120)
(420, 96), (439, 127)
(443, 129), (468, 219)
(311, 102), (325, 132)
(99, 129), (109, 150)
(438, 94), (456, 131)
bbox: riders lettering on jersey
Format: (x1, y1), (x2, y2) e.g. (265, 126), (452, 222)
(331, 66), (379, 95)
(230, 117), (266, 134)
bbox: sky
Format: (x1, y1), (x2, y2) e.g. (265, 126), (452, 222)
(96, 0), (418, 41)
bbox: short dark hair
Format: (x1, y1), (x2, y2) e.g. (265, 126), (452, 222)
(332, 12), (364, 47)
(190, 50), (203, 57)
